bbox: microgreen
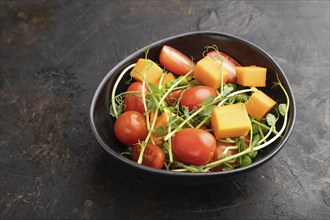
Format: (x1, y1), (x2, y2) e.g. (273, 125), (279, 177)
(111, 63), (136, 118)
(279, 103), (287, 116)
(221, 84), (235, 97)
(201, 96), (215, 106)
(266, 113), (277, 127)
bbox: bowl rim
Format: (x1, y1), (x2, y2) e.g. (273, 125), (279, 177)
(89, 30), (296, 177)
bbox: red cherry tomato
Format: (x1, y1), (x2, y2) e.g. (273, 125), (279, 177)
(199, 125), (208, 130)
(165, 88), (184, 106)
(124, 82), (149, 114)
(207, 51), (241, 83)
(131, 143), (165, 169)
(180, 86), (217, 111)
(172, 128), (216, 166)
(212, 135), (250, 171)
(212, 141), (238, 171)
(114, 111), (148, 145)
(242, 135), (250, 146)
(159, 45), (195, 76)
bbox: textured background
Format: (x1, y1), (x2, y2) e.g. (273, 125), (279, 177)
(0, 1), (329, 220)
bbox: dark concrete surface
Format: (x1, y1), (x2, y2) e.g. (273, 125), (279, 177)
(0, 1), (329, 220)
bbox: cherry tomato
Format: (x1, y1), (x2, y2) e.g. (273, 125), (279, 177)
(114, 111), (148, 145)
(212, 135), (250, 171)
(131, 143), (165, 169)
(242, 135), (250, 146)
(124, 82), (149, 114)
(207, 51), (241, 83)
(212, 141), (238, 171)
(159, 45), (195, 76)
(199, 125), (208, 130)
(165, 88), (184, 106)
(180, 86), (217, 111)
(172, 128), (216, 166)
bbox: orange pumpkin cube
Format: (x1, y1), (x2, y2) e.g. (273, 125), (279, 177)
(236, 66), (267, 87)
(245, 90), (276, 120)
(149, 111), (168, 145)
(211, 103), (251, 139)
(130, 59), (163, 84)
(194, 56), (228, 89)
(156, 72), (176, 86)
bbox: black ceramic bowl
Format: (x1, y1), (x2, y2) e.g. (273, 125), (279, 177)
(90, 31), (296, 185)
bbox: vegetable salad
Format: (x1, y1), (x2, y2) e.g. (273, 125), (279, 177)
(110, 45), (290, 172)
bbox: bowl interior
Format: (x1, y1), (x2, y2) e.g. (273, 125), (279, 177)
(90, 31), (296, 183)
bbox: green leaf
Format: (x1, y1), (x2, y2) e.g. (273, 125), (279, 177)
(148, 83), (161, 95)
(147, 94), (158, 109)
(252, 134), (260, 148)
(166, 106), (176, 112)
(154, 126), (167, 135)
(279, 103), (287, 116)
(258, 118), (269, 133)
(201, 105), (216, 116)
(237, 137), (247, 151)
(165, 80), (174, 89)
(176, 76), (189, 86)
(227, 83), (237, 91)
(251, 123), (259, 135)
(221, 84), (234, 96)
(109, 95), (124, 118)
(183, 107), (190, 119)
(109, 104), (116, 118)
(248, 150), (258, 159)
(266, 113), (276, 126)
(201, 96), (215, 106)
(240, 155), (252, 167)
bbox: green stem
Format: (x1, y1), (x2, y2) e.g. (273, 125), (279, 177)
(258, 122), (276, 144)
(216, 138), (236, 143)
(223, 145), (238, 155)
(111, 63), (136, 118)
(158, 72), (167, 89)
(252, 119), (278, 135)
(258, 124), (266, 144)
(137, 108), (160, 164)
(175, 162), (200, 172)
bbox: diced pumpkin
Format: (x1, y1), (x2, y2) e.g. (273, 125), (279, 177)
(236, 66), (267, 87)
(155, 72), (176, 86)
(211, 103), (251, 139)
(149, 109), (157, 126)
(194, 56), (228, 89)
(149, 111), (168, 145)
(154, 113), (168, 129)
(130, 58), (163, 84)
(245, 90), (276, 120)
